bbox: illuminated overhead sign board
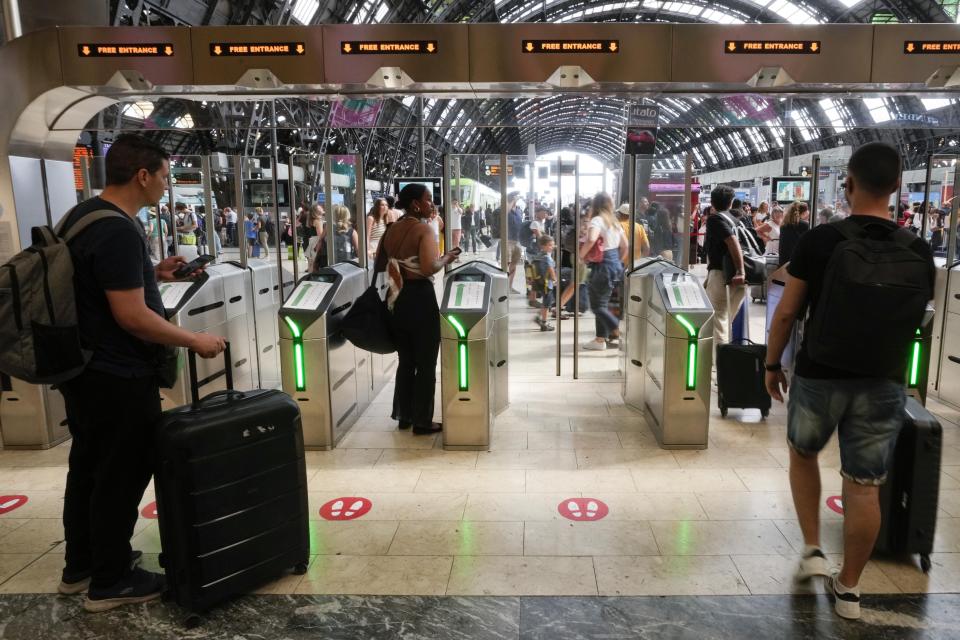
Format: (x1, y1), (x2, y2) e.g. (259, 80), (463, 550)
(903, 41), (960, 54)
(521, 40), (620, 54)
(78, 43), (174, 57)
(484, 164), (514, 176)
(724, 40), (820, 54)
(340, 41), (438, 55)
(209, 42), (306, 56)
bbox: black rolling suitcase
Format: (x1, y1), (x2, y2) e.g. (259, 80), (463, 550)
(875, 397), (942, 573)
(155, 347), (309, 624)
(716, 340), (772, 418)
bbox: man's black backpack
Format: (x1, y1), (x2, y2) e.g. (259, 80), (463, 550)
(519, 220), (535, 251)
(806, 219), (933, 379)
(489, 209), (502, 239)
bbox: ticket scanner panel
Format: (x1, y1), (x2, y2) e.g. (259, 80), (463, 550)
(280, 263), (366, 450)
(440, 263), (509, 450)
(643, 273), (714, 449)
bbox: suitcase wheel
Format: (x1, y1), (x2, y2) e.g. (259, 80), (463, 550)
(184, 614), (203, 629)
(921, 554), (932, 574)
(720, 406), (728, 418)
(761, 408), (769, 419)
(294, 562), (309, 576)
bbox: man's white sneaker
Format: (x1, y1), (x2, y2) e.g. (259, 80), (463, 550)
(582, 340), (607, 351)
(795, 547), (830, 582)
(828, 572), (861, 620)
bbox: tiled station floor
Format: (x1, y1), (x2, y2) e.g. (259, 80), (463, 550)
(2, 255), (960, 637)
(3, 293), (960, 603)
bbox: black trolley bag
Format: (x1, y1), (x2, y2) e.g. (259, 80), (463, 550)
(716, 339), (772, 418)
(875, 396), (942, 573)
(155, 344), (309, 623)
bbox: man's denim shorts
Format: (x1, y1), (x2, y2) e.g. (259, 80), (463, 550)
(787, 375), (906, 485)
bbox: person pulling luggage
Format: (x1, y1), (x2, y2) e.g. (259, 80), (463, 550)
(765, 142), (935, 621)
(57, 134), (226, 612)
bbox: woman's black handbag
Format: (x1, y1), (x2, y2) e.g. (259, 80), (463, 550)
(340, 282), (396, 354)
(339, 223), (404, 354)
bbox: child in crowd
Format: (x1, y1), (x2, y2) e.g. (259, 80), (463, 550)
(534, 235), (557, 332)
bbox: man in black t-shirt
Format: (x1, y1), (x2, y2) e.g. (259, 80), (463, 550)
(703, 185), (746, 347)
(765, 143), (934, 621)
(58, 134), (225, 613)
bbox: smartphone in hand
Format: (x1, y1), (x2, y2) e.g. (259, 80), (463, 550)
(173, 254), (216, 279)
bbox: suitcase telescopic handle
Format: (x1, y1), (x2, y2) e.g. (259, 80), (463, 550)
(187, 341), (233, 404)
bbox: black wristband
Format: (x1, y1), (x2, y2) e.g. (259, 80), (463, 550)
(765, 362), (782, 372)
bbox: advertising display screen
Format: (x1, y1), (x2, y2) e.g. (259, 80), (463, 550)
(394, 177), (443, 208)
(772, 177), (812, 204)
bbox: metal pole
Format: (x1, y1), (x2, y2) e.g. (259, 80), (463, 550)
(288, 158), (298, 283)
(324, 155), (334, 263)
(922, 154), (934, 233)
(201, 156), (217, 260)
(234, 155), (248, 269)
(573, 155), (580, 380)
(80, 156), (93, 200)
(270, 100), (282, 288)
(681, 153), (693, 270)
(500, 154), (508, 275)
(418, 98), (426, 176)
(354, 154), (367, 270)
(555, 157), (562, 377)
(288, 158), (300, 284)
(454, 156), (462, 258)
(810, 155), (821, 227)
(442, 154), (453, 273)
(166, 167), (176, 259)
(946, 164), (960, 269)
(2, 0), (23, 41)
(782, 98), (793, 176)
(921, 156), (934, 240)
(627, 155), (636, 272)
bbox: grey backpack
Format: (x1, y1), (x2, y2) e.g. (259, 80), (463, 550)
(0, 210), (128, 384)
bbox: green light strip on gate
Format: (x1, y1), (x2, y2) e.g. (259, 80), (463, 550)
(909, 338), (921, 388)
(687, 341), (698, 390)
(446, 315), (467, 339)
(283, 315), (302, 339)
(284, 316), (306, 391)
(458, 342), (469, 391)
(675, 314), (697, 338)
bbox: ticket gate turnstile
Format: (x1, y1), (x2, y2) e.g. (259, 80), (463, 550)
(235, 259), (285, 390)
(0, 377), (69, 449)
(279, 263), (366, 450)
(622, 258), (685, 412)
(160, 268), (238, 409)
(639, 272), (714, 449)
(440, 263), (509, 450)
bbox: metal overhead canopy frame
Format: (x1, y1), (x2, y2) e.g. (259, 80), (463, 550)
(1, 23), (960, 263)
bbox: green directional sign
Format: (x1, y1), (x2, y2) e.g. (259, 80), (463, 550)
(455, 283), (465, 307)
